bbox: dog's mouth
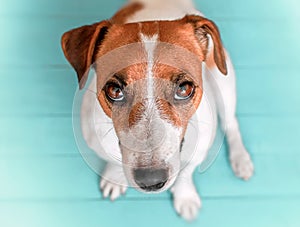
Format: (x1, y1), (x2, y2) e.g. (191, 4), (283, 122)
(118, 138), (183, 193)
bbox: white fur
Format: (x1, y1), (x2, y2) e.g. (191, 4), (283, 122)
(140, 33), (158, 99)
(81, 77), (122, 165)
(80, 0), (254, 221)
(117, 33), (183, 188)
(127, 0), (202, 23)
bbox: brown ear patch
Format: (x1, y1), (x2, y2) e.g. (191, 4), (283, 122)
(184, 15), (228, 75)
(61, 20), (111, 88)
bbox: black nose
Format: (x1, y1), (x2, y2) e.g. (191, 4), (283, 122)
(134, 168), (168, 191)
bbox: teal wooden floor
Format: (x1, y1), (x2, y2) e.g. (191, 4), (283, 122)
(1, 0), (300, 226)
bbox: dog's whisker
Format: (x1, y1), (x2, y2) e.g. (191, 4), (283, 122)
(102, 126), (114, 138)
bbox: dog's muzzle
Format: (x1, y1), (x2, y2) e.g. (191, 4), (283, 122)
(133, 168), (168, 191)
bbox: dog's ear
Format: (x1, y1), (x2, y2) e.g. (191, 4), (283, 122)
(185, 15), (227, 75)
(61, 21), (111, 88)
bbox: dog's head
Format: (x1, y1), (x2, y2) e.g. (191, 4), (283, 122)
(61, 15), (227, 192)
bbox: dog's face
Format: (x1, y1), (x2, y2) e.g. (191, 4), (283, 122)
(61, 15), (227, 192)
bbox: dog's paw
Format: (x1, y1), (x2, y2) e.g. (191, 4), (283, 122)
(100, 163), (128, 201)
(173, 193), (201, 221)
(230, 151), (254, 180)
(100, 178), (127, 201)
(171, 183), (201, 221)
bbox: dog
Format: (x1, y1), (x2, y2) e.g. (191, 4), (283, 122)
(61, 0), (254, 221)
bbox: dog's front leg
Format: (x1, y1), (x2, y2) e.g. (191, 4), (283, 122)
(170, 99), (215, 221)
(171, 163), (201, 221)
(205, 50), (254, 180)
(100, 163), (128, 201)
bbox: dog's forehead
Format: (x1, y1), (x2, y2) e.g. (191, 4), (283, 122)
(94, 20), (203, 88)
(96, 20), (203, 122)
(117, 64), (190, 82)
(96, 20), (204, 60)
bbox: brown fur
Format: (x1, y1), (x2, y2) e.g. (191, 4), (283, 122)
(128, 102), (146, 128)
(61, 14), (226, 130)
(97, 63), (147, 118)
(61, 20), (112, 88)
(140, 21), (160, 37)
(156, 99), (182, 127)
(184, 15), (227, 75)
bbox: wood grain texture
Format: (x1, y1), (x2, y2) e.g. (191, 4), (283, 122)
(0, 199), (299, 227)
(1, 16), (299, 67)
(0, 154), (299, 199)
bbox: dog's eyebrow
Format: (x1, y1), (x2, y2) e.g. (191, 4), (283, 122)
(171, 73), (187, 83)
(112, 74), (127, 86)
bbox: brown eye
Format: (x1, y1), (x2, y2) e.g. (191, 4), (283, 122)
(175, 81), (194, 100)
(105, 83), (124, 102)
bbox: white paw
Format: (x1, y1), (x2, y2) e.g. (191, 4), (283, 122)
(100, 163), (128, 201)
(230, 151), (254, 180)
(171, 183), (201, 221)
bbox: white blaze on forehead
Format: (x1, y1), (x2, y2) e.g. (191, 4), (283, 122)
(140, 33), (158, 99)
(116, 34), (183, 167)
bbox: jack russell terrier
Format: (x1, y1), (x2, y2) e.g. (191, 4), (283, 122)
(61, 0), (254, 221)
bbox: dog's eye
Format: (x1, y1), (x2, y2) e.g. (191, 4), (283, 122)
(105, 83), (124, 102)
(174, 81), (194, 100)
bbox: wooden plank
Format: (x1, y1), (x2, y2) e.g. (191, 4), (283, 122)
(0, 197), (299, 227)
(0, 153), (299, 199)
(0, 17), (90, 67)
(238, 116), (300, 155)
(1, 0), (298, 19)
(0, 15), (299, 68)
(0, 69), (76, 115)
(0, 115), (300, 157)
(1, 116), (299, 156)
(0, 0), (124, 16)
(199, 0), (299, 20)
(0, 116), (300, 157)
(1, 68), (299, 115)
(215, 18), (300, 68)
(0, 117), (77, 155)
(235, 68), (300, 115)
(197, 152), (300, 198)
